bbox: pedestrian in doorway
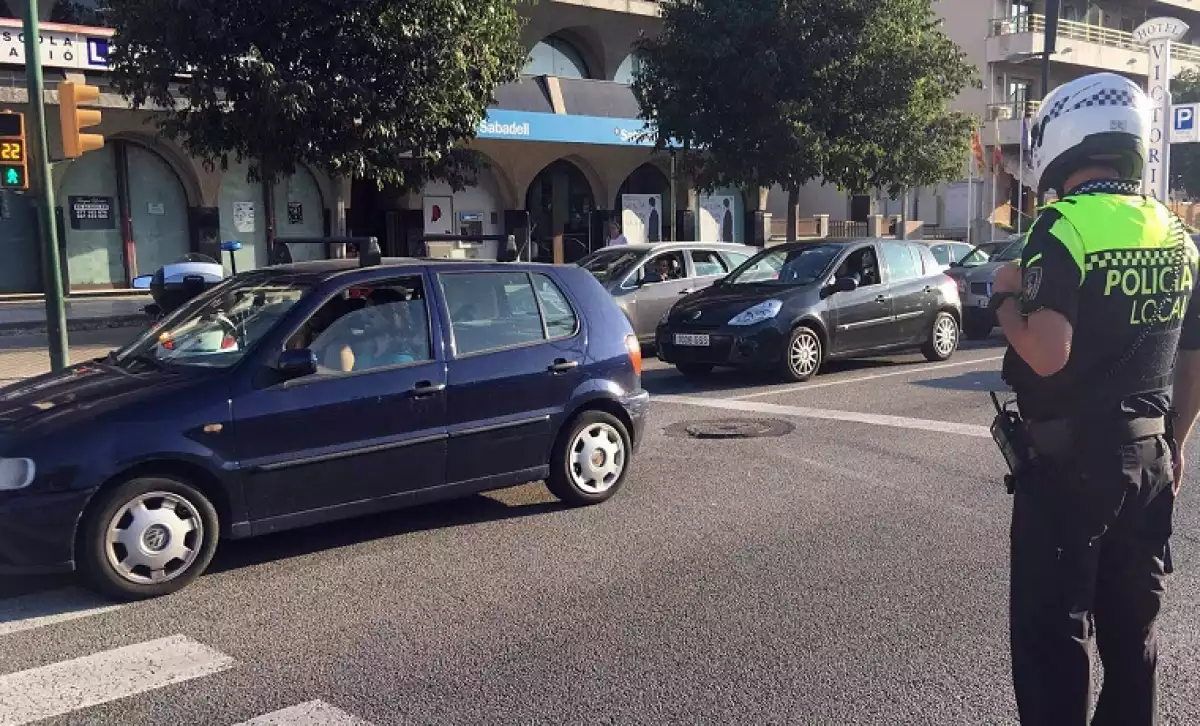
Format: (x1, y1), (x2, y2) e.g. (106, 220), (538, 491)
(991, 71), (1200, 726)
(606, 221), (627, 247)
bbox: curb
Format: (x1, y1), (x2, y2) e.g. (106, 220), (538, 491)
(0, 315), (149, 336)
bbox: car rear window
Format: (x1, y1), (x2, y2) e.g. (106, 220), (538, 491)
(440, 271), (579, 356)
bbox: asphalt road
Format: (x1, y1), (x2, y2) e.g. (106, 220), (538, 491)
(1, 333), (1199, 725)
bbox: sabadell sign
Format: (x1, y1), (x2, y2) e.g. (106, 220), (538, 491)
(478, 119), (530, 137)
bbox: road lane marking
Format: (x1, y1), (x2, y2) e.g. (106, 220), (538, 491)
(728, 354), (1005, 400)
(659, 395), (992, 438)
(0, 588), (125, 639)
(0, 635), (234, 725)
(235, 701), (374, 725)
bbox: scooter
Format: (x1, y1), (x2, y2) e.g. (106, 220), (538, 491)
(131, 252), (226, 322)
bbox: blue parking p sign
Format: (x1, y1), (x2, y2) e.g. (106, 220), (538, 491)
(1172, 104), (1199, 143)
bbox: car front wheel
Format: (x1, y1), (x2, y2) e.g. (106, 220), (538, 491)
(780, 325), (823, 382)
(546, 410), (632, 506)
(921, 311), (960, 362)
(78, 476), (220, 601)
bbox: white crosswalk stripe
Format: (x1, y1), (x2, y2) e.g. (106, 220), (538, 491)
(0, 587), (125, 638)
(0, 589), (374, 725)
(234, 700), (374, 725)
(0, 634), (235, 725)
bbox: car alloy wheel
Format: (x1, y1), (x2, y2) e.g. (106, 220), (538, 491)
(934, 315), (958, 357)
(104, 491), (205, 586)
(787, 328), (822, 380)
(568, 422), (626, 495)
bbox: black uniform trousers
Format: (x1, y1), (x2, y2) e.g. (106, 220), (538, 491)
(1010, 433), (1175, 726)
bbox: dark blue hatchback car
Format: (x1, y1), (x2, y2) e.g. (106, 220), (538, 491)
(0, 258), (649, 600)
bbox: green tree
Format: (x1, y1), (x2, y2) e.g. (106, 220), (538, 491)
(1172, 68), (1200, 200)
(105, 0), (527, 191)
(633, 0), (977, 240)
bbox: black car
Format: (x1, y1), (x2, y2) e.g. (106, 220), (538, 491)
(656, 239), (963, 381)
(0, 257), (649, 601)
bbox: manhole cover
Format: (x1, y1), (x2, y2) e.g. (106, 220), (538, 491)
(664, 418), (795, 440)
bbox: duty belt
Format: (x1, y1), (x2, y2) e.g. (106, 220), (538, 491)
(1024, 416), (1166, 460)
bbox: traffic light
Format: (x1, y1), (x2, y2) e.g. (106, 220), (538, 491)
(0, 111), (28, 190)
(58, 81), (104, 159)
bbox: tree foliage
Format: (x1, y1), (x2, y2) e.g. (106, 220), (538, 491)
(633, 0), (978, 234)
(1172, 68), (1200, 200)
(105, 0), (528, 188)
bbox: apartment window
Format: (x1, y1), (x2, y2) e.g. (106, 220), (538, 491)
(1062, 4), (1079, 22)
(1009, 1), (1031, 19)
(1008, 79), (1033, 116)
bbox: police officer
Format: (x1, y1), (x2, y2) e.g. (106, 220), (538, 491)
(991, 72), (1200, 726)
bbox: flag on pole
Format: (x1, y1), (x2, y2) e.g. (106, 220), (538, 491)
(972, 128), (987, 174)
(1020, 116), (1032, 168)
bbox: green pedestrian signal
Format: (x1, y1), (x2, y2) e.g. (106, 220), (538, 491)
(0, 164), (23, 189)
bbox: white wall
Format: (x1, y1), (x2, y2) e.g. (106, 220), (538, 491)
(273, 165), (325, 261)
(218, 161), (267, 274)
(60, 146), (123, 288)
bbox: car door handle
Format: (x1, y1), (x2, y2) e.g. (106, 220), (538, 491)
(679, 288), (696, 295)
(874, 295), (887, 303)
(410, 380), (446, 397)
(548, 358), (579, 373)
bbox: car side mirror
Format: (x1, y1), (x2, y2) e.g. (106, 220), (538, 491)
(275, 348), (318, 381)
(833, 276), (858, 293)
(143, 303), (162, 318)
(131, 274), (153, 290)
(949, 260), (962, 269)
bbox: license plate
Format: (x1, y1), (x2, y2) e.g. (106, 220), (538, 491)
(674, 333), (710, 347)
(977, 298), (989, 308)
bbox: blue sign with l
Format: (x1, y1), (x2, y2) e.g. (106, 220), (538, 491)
(476, 109), (680, 148)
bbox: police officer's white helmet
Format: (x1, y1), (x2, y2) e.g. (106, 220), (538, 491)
(1029, 72), (1152, 195)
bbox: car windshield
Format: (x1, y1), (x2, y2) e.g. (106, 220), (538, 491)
(578, 249), (644, 284)
(994, 239), (1026, 262)
(726, 244), (841, 285)
(958, 239), (1018, 267)
(114, 277), (310, 369)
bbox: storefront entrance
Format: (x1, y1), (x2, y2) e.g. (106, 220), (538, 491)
(526, 159), (595, 263)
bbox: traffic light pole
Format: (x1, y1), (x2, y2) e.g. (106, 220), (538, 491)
(22, 0), (69, 371)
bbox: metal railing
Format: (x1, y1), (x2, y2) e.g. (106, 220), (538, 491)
(986, 100), (1041, 121)
(828, 220), (868, 239)
(989, 13), (1200, 64)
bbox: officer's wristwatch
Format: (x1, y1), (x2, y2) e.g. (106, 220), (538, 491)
(988, 291), (1020, 314)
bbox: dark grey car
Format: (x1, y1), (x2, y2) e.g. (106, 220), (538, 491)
(578, 242), (761, 343)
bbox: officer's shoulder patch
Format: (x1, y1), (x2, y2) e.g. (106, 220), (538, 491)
(1023, 266), (1043, 300)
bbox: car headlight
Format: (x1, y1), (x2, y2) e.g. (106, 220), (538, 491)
(0, 458), (35, 491)
(728, 299), (783, 326)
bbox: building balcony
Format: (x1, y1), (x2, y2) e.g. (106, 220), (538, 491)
(986, 13), (1200, 76)
(986, 101), (1041, 146)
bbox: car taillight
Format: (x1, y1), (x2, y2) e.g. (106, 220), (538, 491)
(220, 335), (237, 350)
(158, 333), (175, 351)
(624, 333), (642, 376)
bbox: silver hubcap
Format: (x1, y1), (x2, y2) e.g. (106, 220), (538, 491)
(934, 316), (958, 356)
(789, 332), (820, 376)
(569, 422), (626, 494)
(105, 491), (204, 585)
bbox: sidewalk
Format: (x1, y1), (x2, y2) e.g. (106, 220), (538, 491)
(0, 295), (151, 334)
